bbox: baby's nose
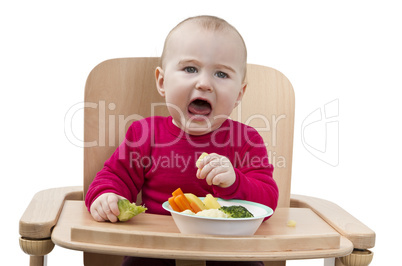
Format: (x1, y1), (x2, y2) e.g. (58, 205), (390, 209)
(195, 74), (213, 92)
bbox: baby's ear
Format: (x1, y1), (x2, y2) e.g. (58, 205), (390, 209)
(235, 83), (247, 107)
(155, 67), (165, 97)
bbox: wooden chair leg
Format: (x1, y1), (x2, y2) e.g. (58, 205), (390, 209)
(324, 258), (337, 266)
(20, 237), (54, 266)
(324, 249), (374, 266)
(29, 256), (46, 266)
(338, 249), (373, 266)
(335, 258), (345, 266)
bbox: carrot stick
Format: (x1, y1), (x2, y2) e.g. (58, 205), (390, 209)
(172, 188), (184, 197)
(174, 194), (194, 212)
(190, 202), (202, 213)
(168, 196), (181, 212)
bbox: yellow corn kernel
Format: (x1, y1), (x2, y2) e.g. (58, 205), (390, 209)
(287, 220), (297, 227)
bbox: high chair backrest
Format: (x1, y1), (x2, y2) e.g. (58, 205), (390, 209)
(84, 57), (295, 208)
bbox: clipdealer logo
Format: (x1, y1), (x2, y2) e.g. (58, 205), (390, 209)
(63, 101), (288, 168)
(301, 99), (339, 167)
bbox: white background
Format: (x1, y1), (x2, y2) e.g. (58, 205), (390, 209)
(2, 1), (401, 265)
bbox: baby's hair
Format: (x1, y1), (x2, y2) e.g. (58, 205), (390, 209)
(160, 15), (247, 79)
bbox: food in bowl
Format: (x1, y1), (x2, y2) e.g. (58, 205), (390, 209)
(162, 197), (273, 236)
(202, 193), (222, 209)
(182, 205), (254, 219)
(167, 188), (255, 218)
(168, 188), (222, 213)
(219, 205), (254, 218)
(163, 188), (273, 236)
(182, 208), (229, 218)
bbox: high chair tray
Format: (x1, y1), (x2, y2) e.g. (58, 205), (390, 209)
(51, 201), (353, 261)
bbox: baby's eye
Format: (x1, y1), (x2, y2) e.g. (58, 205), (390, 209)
(215, 71), (228, 79)
(184, 66), (197, 73)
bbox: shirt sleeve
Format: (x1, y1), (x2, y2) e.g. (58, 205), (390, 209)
(84, 121), (148, 210)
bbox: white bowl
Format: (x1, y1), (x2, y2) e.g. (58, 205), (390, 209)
(162, 198), (273, 236)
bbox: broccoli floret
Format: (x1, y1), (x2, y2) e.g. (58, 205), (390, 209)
(117, 199), (147, 222)
(219, 205), (254, 218)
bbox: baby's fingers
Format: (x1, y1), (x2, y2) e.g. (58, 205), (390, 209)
(107, 194), (124, 217)
(90, 202), (109, 222)
(196, 157), (217, 180)
(91, 208), (106, 222)
(90, 193), (124, 223)
(100, 200), (119, 223)
(205, 167), (227, 186)
(196, 152), (209, 169)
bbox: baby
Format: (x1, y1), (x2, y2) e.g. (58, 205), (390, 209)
(85, 14), (278, 234)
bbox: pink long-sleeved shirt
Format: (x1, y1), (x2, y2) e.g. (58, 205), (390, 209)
(85, 116), (278, 215)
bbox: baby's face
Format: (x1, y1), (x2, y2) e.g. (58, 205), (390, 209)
(156, 22), (247, 135)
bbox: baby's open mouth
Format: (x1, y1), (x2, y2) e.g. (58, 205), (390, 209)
(188, 99), (212, 116)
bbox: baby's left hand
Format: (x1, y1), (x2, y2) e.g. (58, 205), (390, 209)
(196, 153), (235, 188)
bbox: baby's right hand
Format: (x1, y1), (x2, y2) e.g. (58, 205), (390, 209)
(89, 193), (125, 222)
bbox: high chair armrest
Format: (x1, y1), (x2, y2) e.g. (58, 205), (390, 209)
(19, 186), (83, 239)
(290, 194), (375, 250)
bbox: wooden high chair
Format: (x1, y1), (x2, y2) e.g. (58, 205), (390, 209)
(19, 57), (375, 266)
